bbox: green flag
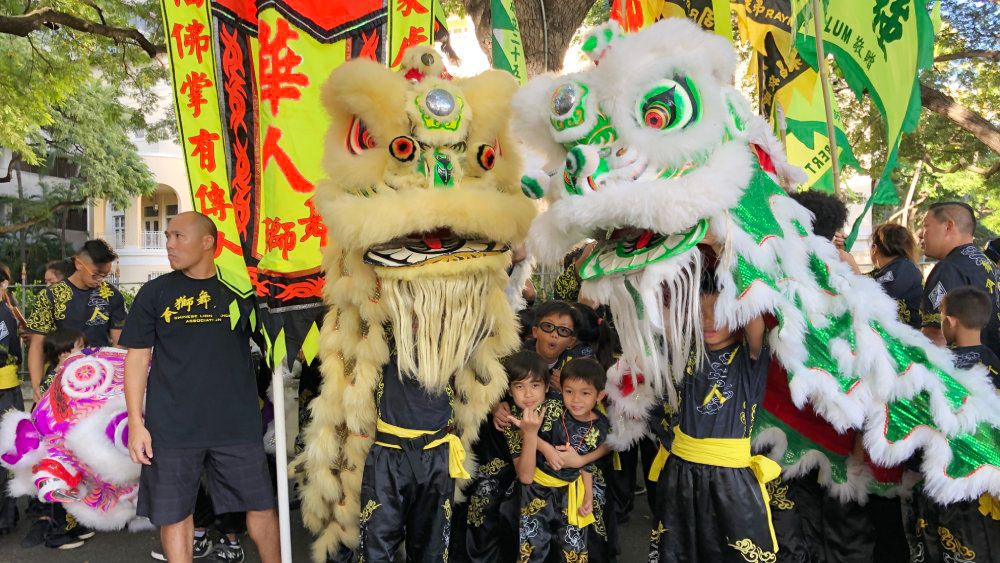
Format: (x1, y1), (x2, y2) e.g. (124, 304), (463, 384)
(795, 0), (934, 245)
(492, 0), (526, 84)
(781, 68), (861, 192)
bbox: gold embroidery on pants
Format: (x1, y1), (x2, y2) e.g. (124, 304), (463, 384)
(728, 538), (777, 563)
(938, 527), (976, 560)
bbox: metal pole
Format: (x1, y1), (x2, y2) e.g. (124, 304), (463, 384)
(271, 361), (292, 562)
(811, 0), (842, 198)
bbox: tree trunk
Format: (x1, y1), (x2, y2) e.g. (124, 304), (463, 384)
(462, 0), (598, 76)
(920, 83), (1000, 156)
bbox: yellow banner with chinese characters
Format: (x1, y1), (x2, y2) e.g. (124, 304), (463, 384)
(161, 0), (252, 297)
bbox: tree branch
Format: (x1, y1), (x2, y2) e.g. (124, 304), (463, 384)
(934, 50), (1000, 63)
(0, 197), (87, 235)
(0, 7), (166, 58)
(920, 83), (1000, 156)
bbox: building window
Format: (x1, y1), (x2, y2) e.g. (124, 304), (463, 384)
(112, 215), (125, 248)
(144, 205), (158, 217)
(166, 204), (178, 217)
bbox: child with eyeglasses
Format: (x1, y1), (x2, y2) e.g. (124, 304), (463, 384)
(527, 300), (582, 389)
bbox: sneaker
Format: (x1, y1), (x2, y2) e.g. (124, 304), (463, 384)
(151, 534), (214, 560)
(64, 513), (95, 540)
(43, 528), (85, 550)
(208, 539), (245, 562)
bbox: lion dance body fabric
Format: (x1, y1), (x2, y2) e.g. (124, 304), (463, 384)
(294, 47), (536, 561)
(0, 348), (141, 530)
(514, 18), (1000, 559)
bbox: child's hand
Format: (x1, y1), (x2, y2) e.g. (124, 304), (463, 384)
(549, 369), (561, 391)
(555, 444), (587, 468)
(512, 407), (545, 436)
(492, 401), (512, 431)
(578, 499), (593, 517)
(542, 446), (564, 471)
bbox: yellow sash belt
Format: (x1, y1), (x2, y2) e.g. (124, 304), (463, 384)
(532, 468), (596, 528)
(374, 419), (470, 479)
(979, 493), (1000, 521)
(646, 426), (781, 552)
(0, 365), (18, 390)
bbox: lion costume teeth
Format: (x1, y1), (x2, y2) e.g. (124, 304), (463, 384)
(515, 19), (1000, 504)
(294, 47), (536, 561)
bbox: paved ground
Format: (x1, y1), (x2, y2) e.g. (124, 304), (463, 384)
(0, 488), (654, 562)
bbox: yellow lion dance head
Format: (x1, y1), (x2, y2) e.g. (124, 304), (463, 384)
(295, 47), (536, 560)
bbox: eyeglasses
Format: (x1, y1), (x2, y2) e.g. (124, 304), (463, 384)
(537, 321), (574, 338)
(75, 259), (110, 281)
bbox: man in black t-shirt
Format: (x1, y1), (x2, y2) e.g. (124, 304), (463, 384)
(25, 239), (127, 403)
(121, 212), (278, 563)
(919, 202), (1000, 357)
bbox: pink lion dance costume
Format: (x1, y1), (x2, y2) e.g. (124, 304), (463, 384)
(0, 347), (142, 530)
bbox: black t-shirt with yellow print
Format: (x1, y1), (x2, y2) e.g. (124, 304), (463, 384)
(25, 279), (127, 346)
(118, 271), (260, 448)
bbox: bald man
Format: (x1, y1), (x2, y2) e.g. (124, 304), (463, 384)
(919, 202), (1000, 355)
(121, 212), (279, 563)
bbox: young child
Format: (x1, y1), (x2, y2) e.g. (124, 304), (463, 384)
(41, 329), (86, 394)
(647, 281), (779, 562)
(513, 358), (610, 563)
(911, 285), (1000, 559)
(463, 351), (553, 563)
(527, 300), (582, 390)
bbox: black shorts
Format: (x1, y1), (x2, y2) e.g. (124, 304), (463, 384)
(137, 443), (275, 526)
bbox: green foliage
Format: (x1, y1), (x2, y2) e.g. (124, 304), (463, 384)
(0, 234), (71, 280)
(0, 0), (170, 164)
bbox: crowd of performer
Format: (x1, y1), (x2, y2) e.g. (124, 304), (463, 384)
(0, 197), (996, 562)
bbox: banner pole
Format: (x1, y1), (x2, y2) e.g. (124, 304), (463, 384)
(810, 0), (842, 198)
(272, 362), (292, 562)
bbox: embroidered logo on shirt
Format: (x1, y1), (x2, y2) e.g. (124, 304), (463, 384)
(0, 321), (7, 341)
(930, 281), (947, 309)
(876, 270), (895, 283)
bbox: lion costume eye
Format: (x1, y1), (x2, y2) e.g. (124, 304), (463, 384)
(635, 77), (700, 132)
(347, 117), (376, 154)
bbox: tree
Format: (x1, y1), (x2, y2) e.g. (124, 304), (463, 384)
(445, 0), (604, 75)
(0, 1), (169, 164)
(1, 81), (157, 235)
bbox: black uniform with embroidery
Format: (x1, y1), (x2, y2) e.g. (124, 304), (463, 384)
(463, 417), (518, 562)
(871, 257), (923, 330)
(0, 301), (22, 532)
(517, 397), (609, 563)
(649, 342), (774, 563)
(921, 243), (1000, 356)
(25, 279), (126, 346)
(909, 348), (1000, 563)
(357, 356), (456, 562)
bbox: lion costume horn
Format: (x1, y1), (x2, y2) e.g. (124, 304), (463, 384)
(293, 47), (536, 561)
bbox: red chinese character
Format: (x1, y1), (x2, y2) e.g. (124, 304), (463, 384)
(263, 216), (297, 260)
(298, 198), (327, 247)
(259, 18), (310, 117)
(215, 231), (243, 258)
(396, 0), (428, 17)
(188, 128), (221, 172)
(174, 0), (205, 6)
(180, 71), (213, 118)
(170, 20), (210, 63)
(359, 30), (379, 61)
(391, 26), (428, 68)
(196, 181), (233, 220)
(262, 126), (314, 193)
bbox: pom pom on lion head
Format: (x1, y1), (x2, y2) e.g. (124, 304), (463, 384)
(295, 46), (536, 561)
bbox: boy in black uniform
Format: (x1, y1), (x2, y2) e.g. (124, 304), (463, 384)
(911, 285), (1000, 560)
(647, 283), (779, 563)
(513, 358), (610, 563)
(463, 351), (551, 562)
(920, 202), (1000, 356)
